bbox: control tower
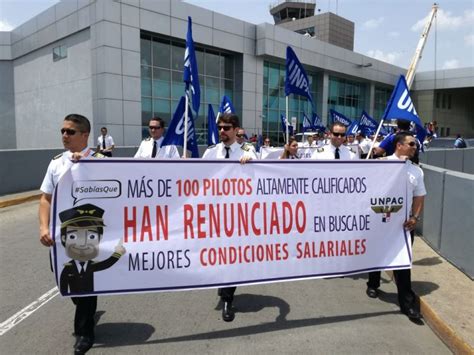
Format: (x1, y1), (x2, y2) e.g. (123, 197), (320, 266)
(269, 0), (354, 51)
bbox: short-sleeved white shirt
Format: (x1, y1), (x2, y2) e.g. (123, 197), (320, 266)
(97, 135), (114, 149)
(134, 137), (180, 159)
(40, 147), (95, 195)
(202, 141), (257, 160)
(386, 154), (426, 212)
(311, 143), (358, 160)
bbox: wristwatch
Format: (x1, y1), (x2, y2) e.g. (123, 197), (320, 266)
(411, 215), (421, 222)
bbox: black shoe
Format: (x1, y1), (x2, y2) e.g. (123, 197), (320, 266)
(402, 307), (422, 320)
(366, 287), (378, 298)
(222, 301), (235, 322)
(74, 335), (94, 354)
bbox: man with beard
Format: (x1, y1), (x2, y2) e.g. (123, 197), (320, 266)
(202, 113), (256, 322)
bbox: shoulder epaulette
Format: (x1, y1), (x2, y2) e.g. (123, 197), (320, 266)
(53, 153), (63, 160)
(241, 144), (251, 152)
(63, 261), (73, 266)
(207, 144), (217, 149)
(92, 152), (106, 158)
(144, 137), (152, 141)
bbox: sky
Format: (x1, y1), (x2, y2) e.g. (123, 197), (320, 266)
(0, 0), (473, 71)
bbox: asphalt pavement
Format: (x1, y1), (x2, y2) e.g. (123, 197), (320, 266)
(0, 198), (471, 354)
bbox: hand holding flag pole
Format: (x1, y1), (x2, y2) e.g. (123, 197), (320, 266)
(366, 75), (422, 159)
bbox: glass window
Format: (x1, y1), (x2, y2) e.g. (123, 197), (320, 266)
(171, 71), (184, 100)
(53, 45), (67, 62)
(171, 43), (185, 71)
(140, 38), (151, 66)
(262, 61), (320, 140)
(222, 54), (234, 79)
(152, 39), (170, 69)
(152, 69), (170, 98)
(141, 98), (152, 126)
(141, 66), (152, 97)
(141, 33), (235, 139)
(153, 99), (171, 121)
(205, 50), (220, 77)
(205, 76), (219, 104)
(195, 49), (204, 75)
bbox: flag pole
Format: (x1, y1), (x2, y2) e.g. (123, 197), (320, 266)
(365, 119), (384, 159)
(184, 92), (189, 158)
(285, 96), (289, 144)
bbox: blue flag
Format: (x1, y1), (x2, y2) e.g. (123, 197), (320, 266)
(346, 120), (360, 136)
(382, 75), (426, 143)
(285, 46), (313, 106)
(207, 104), (218, 146)
(329, 109), (352, 127)
(280, 114), (294, 136)
(162, 96), (199, 158)
(219, 95), (235, 114)
(183, 16), (200, 114)
(312, 112), (326, 131)
(302, 113), (313, 131)
(359, 111), (378, 135)
(382, 75), (423, 127)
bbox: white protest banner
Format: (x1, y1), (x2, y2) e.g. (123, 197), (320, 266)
(51, 160), (411, 297)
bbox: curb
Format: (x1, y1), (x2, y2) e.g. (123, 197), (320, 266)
(0, 193), (41, 209)
(419, 297), (474, 354)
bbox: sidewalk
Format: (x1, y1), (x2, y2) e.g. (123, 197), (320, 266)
(1, 190), (472, 353)
(412, 237), (473, 354)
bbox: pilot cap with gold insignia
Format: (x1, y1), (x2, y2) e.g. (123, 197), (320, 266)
(59, 203), (105, 229)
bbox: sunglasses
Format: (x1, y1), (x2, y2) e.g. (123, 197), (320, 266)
(405, 141), (417, 147)
(264, 140), (270, 143)
(61, 128), (77, 135)
(218, 125), (233, 131)
(236, 134), (244, 138)
(149, 126), (162, 130)
(331, 132), (345, 137)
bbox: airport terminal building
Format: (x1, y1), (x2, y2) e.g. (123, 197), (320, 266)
(0, 0), (473, 150)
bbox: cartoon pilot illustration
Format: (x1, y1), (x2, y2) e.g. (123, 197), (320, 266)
(59, 203), (126, 295)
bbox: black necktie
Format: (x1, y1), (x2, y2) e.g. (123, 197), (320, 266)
(152, 140), (157, 158)
(79, 262), (85, 275)
(224, 146), (230, 159)
(102, 137), (106, 149)
(335, 148), (340, 159)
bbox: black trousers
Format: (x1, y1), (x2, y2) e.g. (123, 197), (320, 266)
(367, 231), (417, 311)
(72, 296), (97, 337)
(219, 287), (237, 302)
(102, 151), (112, 157)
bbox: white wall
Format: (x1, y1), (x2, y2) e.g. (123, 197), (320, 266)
(14, 29), (92, 149)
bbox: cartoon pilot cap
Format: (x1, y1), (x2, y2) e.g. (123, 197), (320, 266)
(59, 203), (105, 229)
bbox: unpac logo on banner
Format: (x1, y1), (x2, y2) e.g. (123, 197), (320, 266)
(370, 196), (404, 223)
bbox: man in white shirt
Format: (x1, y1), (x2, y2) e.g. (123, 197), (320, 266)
(202, 113), (256, 322)
(96, 127), (115, 157)
(366, 132), (426, 321)
(39, 114), (106, 354)
(311, 122), (358, 160)
(134, 117), (180, 159)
